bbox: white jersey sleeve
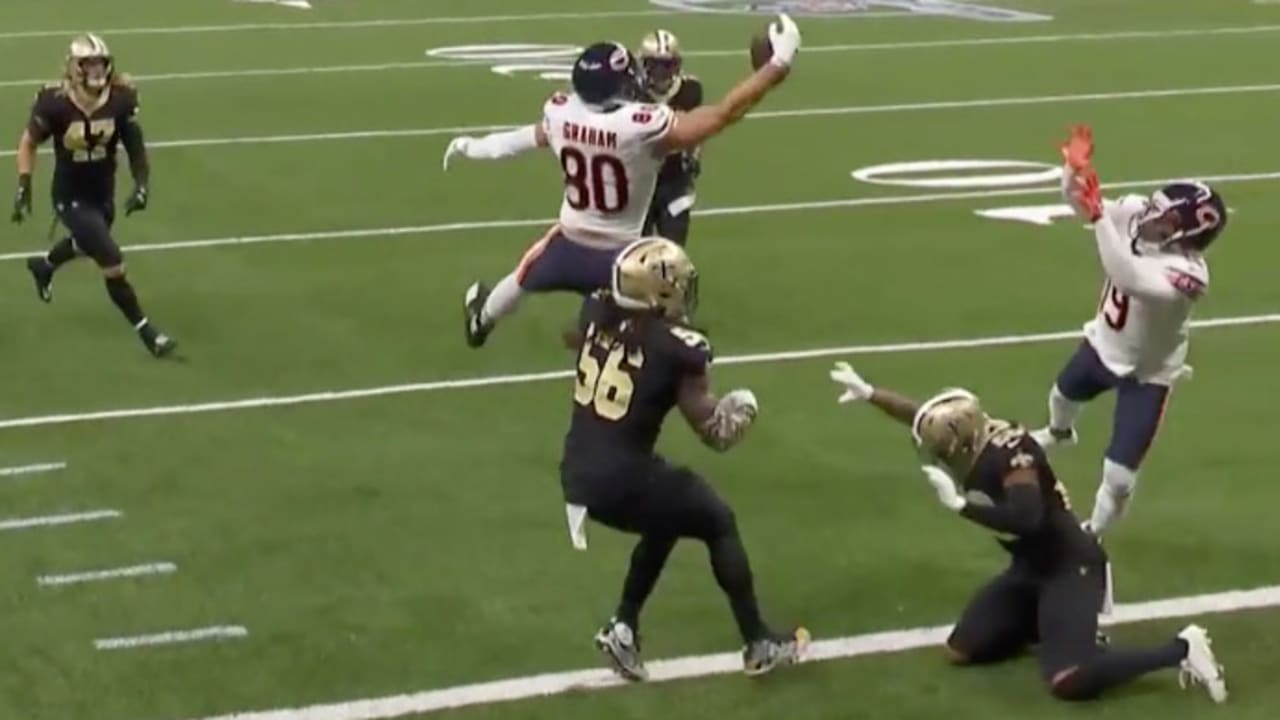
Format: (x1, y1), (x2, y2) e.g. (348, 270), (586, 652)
(541, 92), (672, 247)
(1083, 196), (1210, 384)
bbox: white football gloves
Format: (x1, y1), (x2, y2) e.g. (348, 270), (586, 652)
(721, 388), (759, 422)
(442, 137), (473, 170)
(921, 465), (967, 512)
(768, 14), (802, 68)
(829, 361), (874, 404)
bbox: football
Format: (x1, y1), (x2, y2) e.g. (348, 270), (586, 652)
(749, 24), (773, 70)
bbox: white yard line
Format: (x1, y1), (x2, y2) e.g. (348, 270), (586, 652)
(2, 168), (1278, 263)
(179, 583), (1280, 720)
(94, 625), (247, 651)
(37, 561), (177, 587)
(0, 509), (121, 531)
(0, 10), (669, 40)
(1, 313), (1275, 431)
(3, 24), (1278, 86)
(0, 461), (66, 477)
(5, 81), (1279, 150)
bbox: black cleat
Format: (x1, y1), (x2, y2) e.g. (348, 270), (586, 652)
(464, 281), (493, 348)
(743, 627), (809, 677)
(138, 323), (178, 359)
(25, 257), (54, 303)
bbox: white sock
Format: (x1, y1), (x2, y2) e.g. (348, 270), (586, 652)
(1090, 458), (1138, 534)
(481, 272), (523, 326)
(1048, 384), (1082, 432)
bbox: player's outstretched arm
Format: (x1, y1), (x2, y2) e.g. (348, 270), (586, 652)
(11, 129), (37, 223)
(678, 372), (757, 452)
(955, 468), (1044, 534)
(660, 14), (800, 153)
(829, 362), (918, 427)
(442, 124), (548, 170)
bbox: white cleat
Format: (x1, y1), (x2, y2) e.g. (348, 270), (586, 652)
(1031, 426), (1078, 450)
(1178, 624), (1228, 703)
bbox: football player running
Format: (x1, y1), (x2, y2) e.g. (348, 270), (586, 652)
(442, 15), (801, 348)
(560, 238), (807, 680)
(11, 34), (176, 358)
(637, 29), (703, 246)
(1030, 126), (1227, 535)
(829, 362), (1227, 704)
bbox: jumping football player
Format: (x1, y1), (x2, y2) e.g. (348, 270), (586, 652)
(637, 29), (703, 246)
(11, 33), (176, 357)
(829, 361), (1227, 703)
(1030, 126), (1226, 535)
(560, 237), (807, 680)
(442, 15), (801, 349)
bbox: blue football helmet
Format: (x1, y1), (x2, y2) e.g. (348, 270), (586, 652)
(1136, 181), (1227, 252)
(572, 42), (640, 107)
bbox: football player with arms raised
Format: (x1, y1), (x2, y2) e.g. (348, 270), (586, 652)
(829, 362), (1227, 703)
(442, 15), (801, 348)
(559, 238), (806, 681)
(637, 29), (703, 246)
(1030, 126), (1226, 535)
(11, 34), (176, 357)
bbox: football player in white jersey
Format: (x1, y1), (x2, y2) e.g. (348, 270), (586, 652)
(1031, 126), (1228, 535)
(442, 16), (801, 348)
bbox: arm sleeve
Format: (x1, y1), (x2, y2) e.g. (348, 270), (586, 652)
(959, 481), (1044, 535)
(1094, 212), (1181, 302)
(26, 91), (53, 143)
(460, 125), (540, 161)
(120, 108), (150, 187)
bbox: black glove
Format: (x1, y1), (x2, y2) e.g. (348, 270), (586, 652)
(124, 185), (148, 216)
(681, 153), (702, 181)
(11, 174), (31, 224)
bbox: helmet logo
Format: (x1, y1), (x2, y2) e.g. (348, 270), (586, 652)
(608, 44), (630, 71)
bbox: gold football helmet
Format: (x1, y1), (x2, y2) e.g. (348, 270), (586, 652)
(638, 29), (682, 97)
(611, 237), (698, 322)
(912, 389), (990, 474)
(66, 33), (113, 94)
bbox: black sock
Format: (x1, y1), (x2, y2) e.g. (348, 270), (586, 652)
(1053, 639), (1187, 701)
(616, 534), (677, 631)
(104, 276), (147, 328)
(707, 530), (767, 643)
(46, 237), (76, 270)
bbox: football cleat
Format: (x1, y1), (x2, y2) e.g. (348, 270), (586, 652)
(463, 282), (493, 348)
(594, 618), (647, 682)
(25, 257), (54, 303)
(1031, 426), (1077, 450)
(743, 627), (809, 677)
(138, 322), (177, 359)
(1177, 624), (1227, 703)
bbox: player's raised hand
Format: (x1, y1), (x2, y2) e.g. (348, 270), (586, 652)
(1060, 124), (1094, 171)
(442, 137), (473, 170)
(921, 465), (966, 512)
(768, 14), (801, 68)
(829, 361), (874, 404)
(11, 174), (32, 223)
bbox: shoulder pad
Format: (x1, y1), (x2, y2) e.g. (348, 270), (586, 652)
(665, 325), (713, 365)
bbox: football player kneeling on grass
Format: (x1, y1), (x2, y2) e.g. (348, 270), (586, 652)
(560, 237), (807, 681)
(829, 362), (1227, 704)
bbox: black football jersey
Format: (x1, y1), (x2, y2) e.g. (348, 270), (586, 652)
(561, 296), (711, 475)
(27, 82), (140, 203)
(964, 421), (1099, 566)
(650, 76), (704, 190)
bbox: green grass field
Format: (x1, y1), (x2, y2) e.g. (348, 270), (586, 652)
(2, 1), (1280, 718)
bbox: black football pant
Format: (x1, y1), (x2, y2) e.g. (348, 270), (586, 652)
(580, 456), (768, 643)
(643, 190), (693, 246)
(948, 558), (1185, 700)
(55, 199), (124, 268)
